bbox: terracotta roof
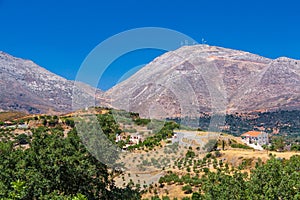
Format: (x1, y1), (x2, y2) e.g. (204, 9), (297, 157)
(241, 131), (262, 137)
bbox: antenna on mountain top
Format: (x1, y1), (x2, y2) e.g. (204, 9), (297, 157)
(202, 38), (207, 44)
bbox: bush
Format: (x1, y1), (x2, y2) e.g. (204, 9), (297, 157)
(192, 192), (201, 200)
(182, 185), (193, 194)
(65, 119), (75, 128)
(230, 143), (253, 149)
(134, 118), (151, 126)
(162, 196), (170, 200)
(291, 144), (300, 151)
(0, 127), (140, 199)
(205, 152), (212, 159)
(185, 150), (195, 158)
(214, 150), (222, 157)
(15, 133), (29, 145)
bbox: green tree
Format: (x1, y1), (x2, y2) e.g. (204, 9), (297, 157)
(272, 136), (285, 151)
(15, 133), (29, 145)
(182, 185), (193, 194)
(0, 127), (140, 199)
(191, 192), (201, 200)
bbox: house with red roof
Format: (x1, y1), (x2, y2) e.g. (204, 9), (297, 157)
(241, 131), (269, 146)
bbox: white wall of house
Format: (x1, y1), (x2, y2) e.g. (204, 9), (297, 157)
(241, 132), (269, 146)
(257, 132), (269, 145)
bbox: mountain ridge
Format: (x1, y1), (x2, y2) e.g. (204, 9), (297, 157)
(104, 45), (300, 118)
(0, 51), (102, 114)
(1, 45), (300, 117)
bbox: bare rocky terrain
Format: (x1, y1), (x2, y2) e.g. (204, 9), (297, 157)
(104, 45), (300, 118)
(0, 51), (102, 114)
(1, 45), (300, 117)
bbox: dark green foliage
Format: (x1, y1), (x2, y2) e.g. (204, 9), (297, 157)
(42, 119), (47, 126)
(271, 136), (285, 151)
(65, 118), (75, 128)
(169, 110), (300, 142)
(205, 153), (212, 159)
(185, 150), (195, 158)
(230, 143), (253, 149)
(150, 196), (161, 200)
(97, 113), (122, 141)
(134, 118), (151, 126)
(191, 192), (201, 200)
(248, 155), (300, 199)
(158, 155), (300, 200)
(15, 133), (29, 145)
(70, 114), (123, 167)
(182, 185), (193, 194)
(291, 144), (300, 151)
(0, 127), (140, 199)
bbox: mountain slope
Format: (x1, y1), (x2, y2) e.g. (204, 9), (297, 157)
(104, 45), (300, 118)
(0, 51), (101, 114)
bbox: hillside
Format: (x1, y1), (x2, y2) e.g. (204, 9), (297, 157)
(0, 108), (299, 199)
(0, 51), (102, 114)
(104, 45), (300, 118)
(1, 45), (300, 119)
(169, 110), (300, 141)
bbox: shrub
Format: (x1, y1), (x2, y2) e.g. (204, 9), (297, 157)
(230, 143), (253, 149)
(205, 152), (212, 159)
(214, 150), (222, 157)
(15, 133), (29, 145)
(182, 185), (193, 194)
(185, 150), (195, 158)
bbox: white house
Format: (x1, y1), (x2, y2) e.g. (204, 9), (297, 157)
(129, 134), (142, 145)
(241, 131), (269, 146)
(115, 134), (122, 143)
(115, 133), (142, 145)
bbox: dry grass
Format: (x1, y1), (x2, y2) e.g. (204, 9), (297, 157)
(221, 148), (300, 165)
(0, 111), (27, 121)
(142, 184), (192, 200)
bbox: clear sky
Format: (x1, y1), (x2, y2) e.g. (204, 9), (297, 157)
(1, 0), (300, 90)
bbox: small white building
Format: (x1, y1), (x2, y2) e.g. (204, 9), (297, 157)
(115, 133), (142, 145)
(115, 134), (122, 143)
(129, 135), (142, 145)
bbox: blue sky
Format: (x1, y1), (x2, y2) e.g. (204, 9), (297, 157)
(1, 0), (300, 90)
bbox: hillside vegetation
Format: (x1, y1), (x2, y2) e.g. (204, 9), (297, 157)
(0, 108), (299, 199)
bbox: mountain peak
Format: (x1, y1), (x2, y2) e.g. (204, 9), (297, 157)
(273, 56), (299, 63)
(104, 45), (300, 118)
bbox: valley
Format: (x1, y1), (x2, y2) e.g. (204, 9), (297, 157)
(0, 108), (299, 199)
(1, 45), (300, 200)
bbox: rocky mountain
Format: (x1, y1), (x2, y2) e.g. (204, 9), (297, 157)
(0, 51), (102, 114)
(104, 45), (300, 118)
(2, 45), (300, 117)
